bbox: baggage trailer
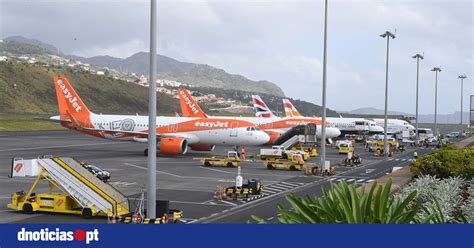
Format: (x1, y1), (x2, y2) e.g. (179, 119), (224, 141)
(259, 146), (310, 161)
(195, 151), (241, 167)
(225, 179), (263, 200)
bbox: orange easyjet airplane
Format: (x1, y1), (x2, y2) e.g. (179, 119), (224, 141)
(51, 76), (270, 155)
(177, 89), (341, 144)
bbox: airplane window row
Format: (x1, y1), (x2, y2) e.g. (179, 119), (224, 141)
(246, 127), (260, 131)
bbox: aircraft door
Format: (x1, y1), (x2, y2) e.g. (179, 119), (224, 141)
(230, 122), (238, 137)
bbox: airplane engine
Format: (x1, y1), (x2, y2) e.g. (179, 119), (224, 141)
(159, 138), (188, 155)
(190, 144), (215, 152)
(266, 132), (281, 145)
(133, 137), (148, 143)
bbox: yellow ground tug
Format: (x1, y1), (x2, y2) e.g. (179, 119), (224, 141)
(195, 151), (241, 167)
(263, 153), (308, 171)
(290, 145), (318, 157)
(338, 142), (354, 154)
(8, 157), (130, 218)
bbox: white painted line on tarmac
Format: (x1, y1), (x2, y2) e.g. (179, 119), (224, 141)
(123, 162), (182, 178)
(262, 188), (280, 194)
(356, 179), (366, 183)
(269, 185), (292, 191)
(0, 142), (123, 152)
(346, 179), (355, 182)
(278, 181), (301, 187)
(199, 166), (235, 174)
(155, 161), (197, 164)
(219, 200), (238, 206)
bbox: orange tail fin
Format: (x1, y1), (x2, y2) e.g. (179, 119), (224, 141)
(53, 76), (93, 128)
(283, 99), (302, 117)
(178, 88), (207, 118)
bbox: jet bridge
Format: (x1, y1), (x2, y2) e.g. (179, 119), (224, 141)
(8, 156), (129, 218)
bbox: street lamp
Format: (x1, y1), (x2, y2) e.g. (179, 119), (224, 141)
(458, 74), (467, 131)
(412, 53), (424, 144)
(380, 31), (395, 156)
(320, 0), (329, 170)
(431, 67), (442, 137)
(147, 0), (157, 219)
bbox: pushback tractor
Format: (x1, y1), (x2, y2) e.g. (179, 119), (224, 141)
(195, 151), (241, 167)
(8, 157), (130, 218)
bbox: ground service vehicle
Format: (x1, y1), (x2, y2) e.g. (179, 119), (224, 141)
(196, 151), (240, 167)
(225, 179), (263, 200)
(8, 157), (130, 218)
(81, 163), (111, 182)
(338, 142), (354, 154)
(263, 153), (307, 171)
(260, 146), (309, 161)
(447, 132), (460, 138)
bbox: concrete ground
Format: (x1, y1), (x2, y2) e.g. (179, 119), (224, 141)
(0, 130), (453, 224)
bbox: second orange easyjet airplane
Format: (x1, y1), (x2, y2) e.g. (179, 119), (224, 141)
(177, 89), (341, 144)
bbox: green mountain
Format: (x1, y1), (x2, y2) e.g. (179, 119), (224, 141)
(0, 61), (337, 117)
(71, 52), (285, 97)
(0, 62), (179, 115)
(1, 36), (62, 55)
(0, 36), (285, 97)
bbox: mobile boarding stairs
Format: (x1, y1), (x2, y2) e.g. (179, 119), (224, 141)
(8, 156), (130, 218)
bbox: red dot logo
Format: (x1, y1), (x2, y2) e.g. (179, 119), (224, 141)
(74, 229), (86, 241)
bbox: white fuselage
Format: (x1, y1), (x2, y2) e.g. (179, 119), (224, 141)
(326, 117), (384, 134)
(201, 115), (341, 138)
(374, 118), (415, 134)
(69, 113), (270, 146)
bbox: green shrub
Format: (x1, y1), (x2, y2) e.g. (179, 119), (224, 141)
(395, 175), (468, 223)
(252, 179), (432, 224)
(462, 179), (474, 223)
(410, 146), (474, 179)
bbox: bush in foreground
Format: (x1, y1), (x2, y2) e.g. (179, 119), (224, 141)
(395, 175), (469, 224)
(252, 179), (432, 224)
(410, 145), (474, 179)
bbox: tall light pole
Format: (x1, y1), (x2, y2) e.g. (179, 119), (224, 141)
(147, 0), (157, 219)
(458, 75), (467, 131)
(380, 31), (395, 156)
(320, 0), (329, 171)
(412, 54), (423, 144)
(431, 67), (441, 137)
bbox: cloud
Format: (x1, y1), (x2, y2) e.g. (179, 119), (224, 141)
(74, 39), (147, 58)
(1, 0), (471, 114)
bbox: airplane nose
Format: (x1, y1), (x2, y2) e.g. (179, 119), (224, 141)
(326, 127), (341, 138)
(333, 127), (341, 138)
(258, 131), (270, 145)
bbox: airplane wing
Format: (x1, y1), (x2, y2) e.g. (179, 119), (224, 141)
(33, 115), (72, 124)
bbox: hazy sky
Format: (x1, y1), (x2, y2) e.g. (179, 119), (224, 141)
(1, 0), (472, 114)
